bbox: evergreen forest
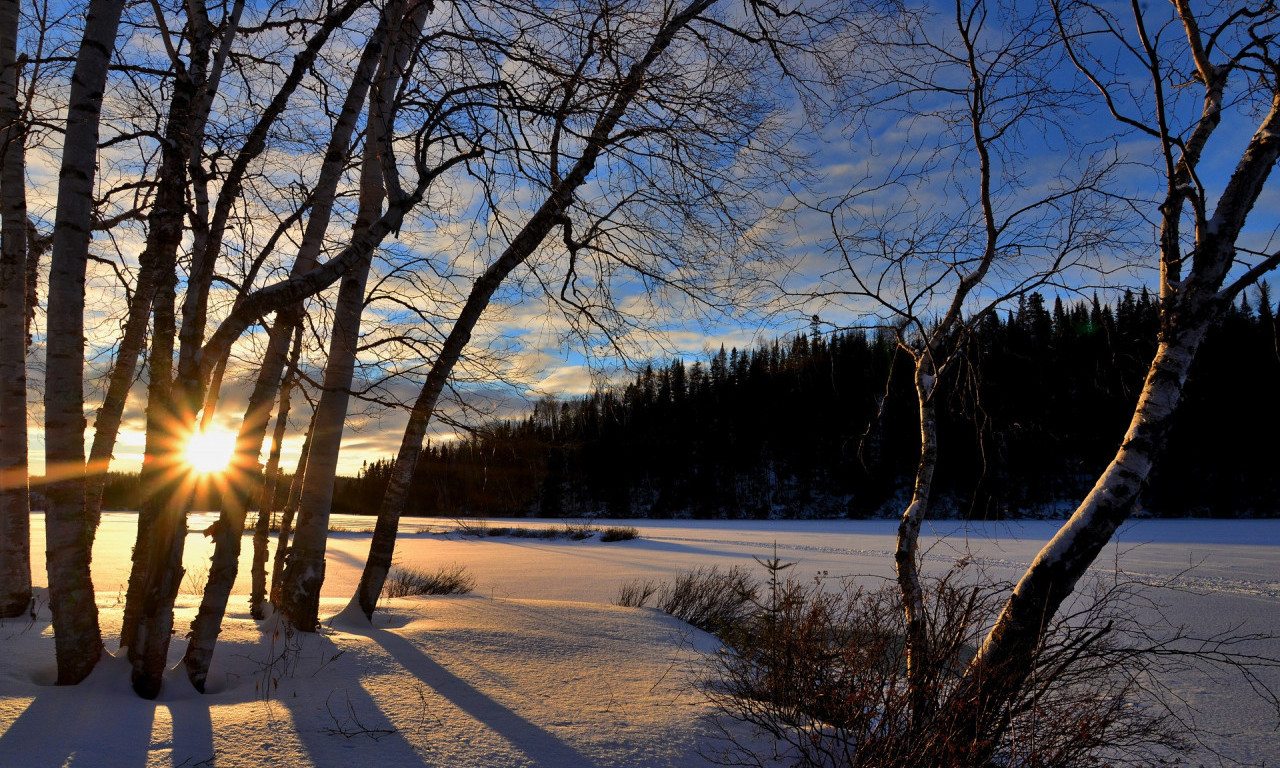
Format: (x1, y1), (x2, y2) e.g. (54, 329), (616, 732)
(329, 288), (1280, 519)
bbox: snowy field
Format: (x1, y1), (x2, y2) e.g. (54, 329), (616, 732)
(1, 513), (1278, 767)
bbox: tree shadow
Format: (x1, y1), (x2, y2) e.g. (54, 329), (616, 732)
(0, 654), (172, 768)
(355, 624), (602, 768)
(274, 658), (433, 768)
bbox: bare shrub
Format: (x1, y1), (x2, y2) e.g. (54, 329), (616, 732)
(382, 563), (476, 598)
(654, 566), (757, 636)
(615, 579), (660, 608)
(562, 522), (596, 540)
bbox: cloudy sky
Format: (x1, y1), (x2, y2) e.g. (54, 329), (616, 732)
(18, 0), (1280, 480)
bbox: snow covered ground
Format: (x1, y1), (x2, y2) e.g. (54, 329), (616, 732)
(2, 514), (1278, 767)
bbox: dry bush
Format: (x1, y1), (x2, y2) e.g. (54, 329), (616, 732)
(617, 566), (757, 636)
(382, 563), (476, 598)
(600, 526), (640, 542)
(615, 579), (660, 608)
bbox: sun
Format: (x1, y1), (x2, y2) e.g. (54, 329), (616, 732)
(185, 428), (238, 474)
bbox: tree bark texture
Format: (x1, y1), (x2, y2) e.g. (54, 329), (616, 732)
(42, 0), (125, 684)
(0, 0), (30, 619)
(250, 324), (302, 619)
(118, 8), (212, 659)
(896, 361), (938, 726)
(271, 415), (314, 605)
(279, 7), (405, 626)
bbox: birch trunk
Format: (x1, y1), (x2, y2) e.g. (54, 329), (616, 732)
(278, 34), (396, 627)
(277, 251), (375, 630)
(896, 360), (937, 725)
(182, 319), (294, 690)
(938, 28), (1280, 753)
(271, 416), (314, 604)
(118, 8), (213, 656)
(0, 0), (30, 619)
(42, 0), (125, 684)
(85, 0), (242, 527)
(85, 257), (157, 526)
(941, 322), (1207, 757)
(250, 324), (302, 619)
(185, 2), (397, 656)
(351, 0), (720, 619)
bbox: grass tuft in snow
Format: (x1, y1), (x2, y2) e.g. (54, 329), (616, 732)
(599, 526), (639, 542)
(383, 563), (476, 598)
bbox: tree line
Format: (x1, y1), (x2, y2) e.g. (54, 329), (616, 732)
(327, 288), (1278, 520)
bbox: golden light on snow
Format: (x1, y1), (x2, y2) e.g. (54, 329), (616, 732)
(184, 428), (238, 474)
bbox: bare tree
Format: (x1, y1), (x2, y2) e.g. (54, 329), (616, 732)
(935, 2), (1280, 757)
(811, 0), (1128, 727)
(248, 322), (303, 619)
(182, 0), (446, 689)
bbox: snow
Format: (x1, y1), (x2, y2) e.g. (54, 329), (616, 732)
(2, 514), (1278, 767)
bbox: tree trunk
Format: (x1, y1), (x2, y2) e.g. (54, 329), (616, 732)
(280, 0), (430, 631)
(896, 359), (938, 726)
(186, 3), (398, 665)
(278, 250), (376, 630)
(183, 318), (294, 690)
(271, 415), (314, 605)
(42, 0), (125, 684)
(118, 8), (212, 657)
(85, 256), (158, 526)
(250, 324), (302, 619)
(940, 322), (1206, 759)
(0, 0), (30, 619)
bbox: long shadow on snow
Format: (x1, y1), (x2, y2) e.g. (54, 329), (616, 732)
(355, 624), (602, 768)
(0, 652), (210, 768)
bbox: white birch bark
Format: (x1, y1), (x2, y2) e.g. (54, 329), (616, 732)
(271, 413), (314, 605)
(940, 8), (1280, 750)
(250, 323), (302, 619)
(43, 0), (125, 684)
(184, 3), (401, 676)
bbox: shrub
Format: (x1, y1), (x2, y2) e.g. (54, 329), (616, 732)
(615, 578), (659, 608)
(382, 563), (476, 598)
(617, 566), (756, 636)
(562, 522), (596, 540)
(600, 526), (639, 542)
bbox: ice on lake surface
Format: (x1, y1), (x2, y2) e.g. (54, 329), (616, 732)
(2, 514), (1276, 767)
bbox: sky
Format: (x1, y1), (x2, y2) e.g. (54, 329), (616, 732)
(16, 0), (1280, 479)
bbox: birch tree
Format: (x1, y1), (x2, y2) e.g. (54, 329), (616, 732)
(931, 1), (1280, 759)
(41, 0), (126, 685)
(0, 0), (28, 620)
(182, 0), (441, 689)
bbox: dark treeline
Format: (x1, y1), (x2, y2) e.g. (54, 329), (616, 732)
(337, 287), (1280, 519)
(81, 288), (1279, 519)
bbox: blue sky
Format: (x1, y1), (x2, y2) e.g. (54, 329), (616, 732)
(19, 0), (1280, 478)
